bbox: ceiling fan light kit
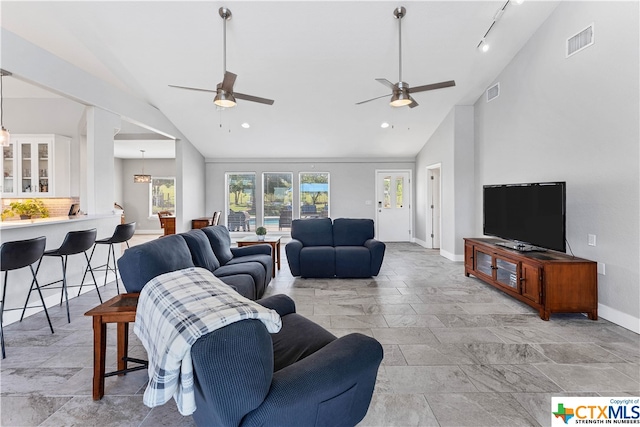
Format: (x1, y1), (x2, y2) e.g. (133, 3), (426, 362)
(168, 7), (274, 108)
(356, 6), (455, 109)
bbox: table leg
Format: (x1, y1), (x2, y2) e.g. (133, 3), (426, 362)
(276, 241), (281, 271)
(92, 316), (107, 400)
(117, 322), (129, 374)
(270, 242), (276, 277)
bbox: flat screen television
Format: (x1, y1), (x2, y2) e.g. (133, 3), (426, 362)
(483, 182), (566, 252)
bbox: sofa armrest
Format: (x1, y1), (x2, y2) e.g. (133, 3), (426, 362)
(365, 239), (386, 276)
(284, 239), (303, 277)
(241, 333), (383, 427)
(231, 244), (272, 257)
(256, 294), (296, 316)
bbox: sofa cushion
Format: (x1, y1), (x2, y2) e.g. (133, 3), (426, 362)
(300, 246), (336, 278)
(291, 218), (334, 247)
(202, 225), (234, 265)
(182, 229), (221, 271)
(271, 313), (336, 372)
(333, 218), (374, 246)
(335, 246), (372, 278)
(214, 274), (256, 300)
(118, 234), (194, 293)
(214, 262), (267, 299)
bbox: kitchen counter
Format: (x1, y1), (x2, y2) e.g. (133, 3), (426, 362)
(0, 213), (122, 326)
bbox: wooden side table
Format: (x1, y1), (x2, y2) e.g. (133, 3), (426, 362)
(84, 293), (147, 400)
(191, 217), (211, 229)
(236, 236), (281, 277)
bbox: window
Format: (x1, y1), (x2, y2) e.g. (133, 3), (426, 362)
(299, 172), (329, 218)
(149, 177), (176, 216)
(226, 173), (256, 231)
(263, 172), (293, 232)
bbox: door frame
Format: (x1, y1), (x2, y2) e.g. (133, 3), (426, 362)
(374, 169), (413, 241)
(426, 163), (442, 249)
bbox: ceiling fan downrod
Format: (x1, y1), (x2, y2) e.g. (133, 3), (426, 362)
(394, 6), (406, 85)
(219, 7), (232, 74)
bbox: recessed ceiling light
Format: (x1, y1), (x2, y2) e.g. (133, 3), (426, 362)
(241, 122), (250, 129)
(381, 122), (390, 129)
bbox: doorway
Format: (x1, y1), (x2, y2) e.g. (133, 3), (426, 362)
(375, 170), (412, 242)
(426, 164), (441, 249)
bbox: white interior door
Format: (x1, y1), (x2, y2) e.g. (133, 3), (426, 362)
(427, 166), (441, 249)
(376, 170), (411, 242)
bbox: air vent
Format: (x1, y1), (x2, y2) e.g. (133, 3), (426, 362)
(567, 23), (594, 58)
(486, 83), (500, 102)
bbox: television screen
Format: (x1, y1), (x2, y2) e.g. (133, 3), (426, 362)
(483, 182), (566, 252)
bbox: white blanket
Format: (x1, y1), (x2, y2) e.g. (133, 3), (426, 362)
(134, 267), (281, 415)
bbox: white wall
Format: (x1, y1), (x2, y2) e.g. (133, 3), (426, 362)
(206, 158), (415, 230)
(474, 1), (639, 330)
(176, 138), (206, 233)
(122, 158), (176, 232)
(114, 157), (124, 207)
(415, 105), (475, 260)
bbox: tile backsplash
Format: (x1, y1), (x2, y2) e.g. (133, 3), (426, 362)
(1, 197), (80, 219)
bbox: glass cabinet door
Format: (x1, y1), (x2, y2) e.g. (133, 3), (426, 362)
(37, 143), (49, 193)
(21, 142), (33, 193)
(475, 250), (493, 277)
(495, 257), (518, 289)
(2, 143), (15, 194)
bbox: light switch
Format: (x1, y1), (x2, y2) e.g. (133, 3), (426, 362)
(588, 234), (596, 246)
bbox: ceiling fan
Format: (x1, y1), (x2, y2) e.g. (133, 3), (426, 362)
(169, 7), (274, 108)
(357, 6), (455, 109)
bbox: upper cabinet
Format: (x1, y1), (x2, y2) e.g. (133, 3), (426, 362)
(1, 134), (70, 197)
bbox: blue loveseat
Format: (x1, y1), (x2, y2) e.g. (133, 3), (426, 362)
(285, 218), (386, 278)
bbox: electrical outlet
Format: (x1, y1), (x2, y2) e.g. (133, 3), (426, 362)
(597, 262), (606, 275)
(588, 234), (596, 246)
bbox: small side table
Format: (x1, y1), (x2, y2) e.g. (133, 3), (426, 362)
(236, 236), (281, 277)
(84, 293), (147, 400)
(191, 217), (211, 229)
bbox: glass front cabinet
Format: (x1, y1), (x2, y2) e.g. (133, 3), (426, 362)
(0, 134), (70, 197)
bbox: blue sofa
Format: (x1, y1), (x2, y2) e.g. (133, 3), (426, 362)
(285, 218), (386, 278)
(118, 227), (271, 300)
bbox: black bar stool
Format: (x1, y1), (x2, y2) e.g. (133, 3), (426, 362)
(79, 222), (136, 295)
(1, 236), (52, 359)
(25, 229), (101, 324)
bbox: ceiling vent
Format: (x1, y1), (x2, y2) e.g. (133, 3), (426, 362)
(567, 23), (594, 58)
(486, 83), (500, 102)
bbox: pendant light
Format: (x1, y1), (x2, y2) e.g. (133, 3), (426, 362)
(0, 70), (11, 147)
(133, 150), (151, 183)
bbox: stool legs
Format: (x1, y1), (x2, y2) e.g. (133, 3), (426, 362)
(1, 272), (8, 359)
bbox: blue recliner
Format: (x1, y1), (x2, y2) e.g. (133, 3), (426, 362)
(191, 294), (383, 427)
(286, 218), (386, 278)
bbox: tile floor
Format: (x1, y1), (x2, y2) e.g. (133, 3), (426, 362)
(1, 236), (638, 426)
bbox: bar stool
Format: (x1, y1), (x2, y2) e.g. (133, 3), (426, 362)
(79, 222), (136, 295)
(26, 229), (101, 324)
(1, 236), (52, 359)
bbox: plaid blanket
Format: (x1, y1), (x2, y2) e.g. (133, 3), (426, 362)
(134, 267), (282, 416)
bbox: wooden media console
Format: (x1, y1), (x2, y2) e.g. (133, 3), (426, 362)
(464, 238), (598, 321)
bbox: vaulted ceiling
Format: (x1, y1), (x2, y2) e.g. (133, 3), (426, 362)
(1, 1), (560, 159)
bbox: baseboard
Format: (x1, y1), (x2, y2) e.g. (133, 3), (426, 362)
(413, 238), (428, 248)
(135, 229), (163, 235)
(598, 304), (640, 334)
(440, 249), (464, 262)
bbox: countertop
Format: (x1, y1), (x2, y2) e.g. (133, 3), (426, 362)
(0, 213), (120, 230)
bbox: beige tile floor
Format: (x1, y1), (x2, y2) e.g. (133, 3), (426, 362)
(1, 235), (638, 426)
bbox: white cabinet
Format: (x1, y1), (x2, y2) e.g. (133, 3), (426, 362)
(0, 134), (70, 197)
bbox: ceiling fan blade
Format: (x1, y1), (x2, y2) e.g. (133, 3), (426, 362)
(408, 97), (419, 108)
(233, 92), (274, 105)
(168, 84), (217, 93)
(408, 80), (456, 94)
(356, 93), (391, 105)
(375, 78), (396, 90)
(221, 71), (237, 92)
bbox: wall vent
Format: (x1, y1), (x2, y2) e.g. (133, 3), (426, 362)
(486, 83), (500, 102)
(567, 23), (594, 58)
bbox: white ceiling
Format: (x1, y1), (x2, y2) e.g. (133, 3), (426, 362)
(1, 1), (560, 160)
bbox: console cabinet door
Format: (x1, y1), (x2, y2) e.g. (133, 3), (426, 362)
(474, 249), (493, 279)
(521, 263), (541, 304)
(494, 255), (519, 291)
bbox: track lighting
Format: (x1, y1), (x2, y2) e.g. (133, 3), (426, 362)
(477, 0), (521, 53)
